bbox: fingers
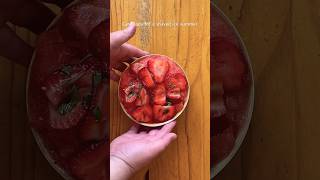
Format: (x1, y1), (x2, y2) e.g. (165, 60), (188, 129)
(156, 121), (176, 139)
(161, 133), (177, 144)
(0, 25), (33, 66)
(110, 43), (148, 82)
(121, 43), (149, 58)
(149, 129), (159, 136)
(127, 124), (140, 134)
(110, 70), (121, 81)
(110, 43), (148, 68)
(110, 22), (136, 49)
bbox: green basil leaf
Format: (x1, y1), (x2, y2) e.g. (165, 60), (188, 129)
(92, 71), (102, 87)
(60, 65), (72, 76)
(93, 106), (102, 122)
(57, 85), (80, 115)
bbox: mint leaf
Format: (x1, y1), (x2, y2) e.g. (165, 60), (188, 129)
(92, 71), (102, 87)
(92, 106), (102, 122)
(57, 86), (80, 115)
(60, 65), (72, 76)
(83, 94), (92, 107)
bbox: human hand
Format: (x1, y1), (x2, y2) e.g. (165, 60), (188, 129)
(110, 22), (149, 80)
(0, 0), (73, 66)
(110, 121), (177, 180)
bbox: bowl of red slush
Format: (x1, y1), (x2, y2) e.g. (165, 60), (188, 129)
(211, 3), (254, 178)
(27, 0), (108, 179)
(118, 54), (190, 127)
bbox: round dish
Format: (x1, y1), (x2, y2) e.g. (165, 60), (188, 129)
(26, 0), (108, 179)
(118, 54), (190, 127)
(211, 3), (254, 178)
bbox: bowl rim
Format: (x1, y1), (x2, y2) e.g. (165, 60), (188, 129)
(210, 2), (255, 178)
(118, 54), (191, 127)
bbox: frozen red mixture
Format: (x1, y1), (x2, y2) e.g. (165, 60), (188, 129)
(27, 0), (108, 179)
(119, 55), (189, 124)
(211, 7), (252, 165)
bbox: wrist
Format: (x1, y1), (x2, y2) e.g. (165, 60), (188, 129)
(110, 155), (134, 180)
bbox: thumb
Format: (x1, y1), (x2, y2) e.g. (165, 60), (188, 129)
(110, 22), (136, 48)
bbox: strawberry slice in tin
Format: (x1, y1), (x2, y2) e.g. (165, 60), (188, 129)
(119, 54), (190, 126)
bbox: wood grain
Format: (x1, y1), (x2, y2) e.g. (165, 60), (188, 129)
(0, 3), (65, 180)
(216, 0), (320, 180)
(110, 0), (210, 179)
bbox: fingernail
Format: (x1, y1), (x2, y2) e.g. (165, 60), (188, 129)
(125, 22), (136, 34)
(129, 21), (135, 26)
(172, 133), (177, 140)
(127, 22), (136, 30)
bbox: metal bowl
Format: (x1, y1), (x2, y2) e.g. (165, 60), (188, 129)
(211, 3), (254, 178)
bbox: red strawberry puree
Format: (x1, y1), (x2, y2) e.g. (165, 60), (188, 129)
(211, 6), (252, 166)
(27, 0), (108, 179)
(119, 55), (189, 125)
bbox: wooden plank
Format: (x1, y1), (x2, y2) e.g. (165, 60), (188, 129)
(292, 0), (320, 179)
(0, 57), (13, 179)
(215, 0), (320, 179)
(215, 0), (297, 179)
(0, 8), (62, 179)
(110, 0), (210, 179)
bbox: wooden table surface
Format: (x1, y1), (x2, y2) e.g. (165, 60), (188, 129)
(216, 0), (320, 180)
(110, 0), (210, 180)
(0, 4), (74, 180)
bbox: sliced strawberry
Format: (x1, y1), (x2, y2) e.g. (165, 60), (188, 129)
(123, 80), (141, 104)
(167, 87), (181, 100)
(59, 2), (107, 41)
(44, 128), (80, 158)
(76, 71), (93, 89)
(130, 62), (145, 74)
(79, 82), (108, 141)
(153, 105), (175, 122)
(174, 102), (184, 113)
(165, 73), (187, 91)
(131, 105), (153, 123)
(80, 163), (106, 180)
(79, 114), (107, 142)
(180, 90), (188, 100)
(211, 81), (224, 96)
(147, 58), (169, 83)
(49, 102), (86, 129)
(138, 67), (155, 88)
(76, 59), (104, 88)
(36, 28), (64, 46)
(152, 84), (166, 105)
(135, 88), (150, 106)
(42, 61), (94, 106)
(212, 127), (235, 164)
(88, 20), (108, 58)
(91, 82), (108, 113)
(70, 142), (107, 179)
(212, 95), (226, 118)
(213, 38), (245, 91)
